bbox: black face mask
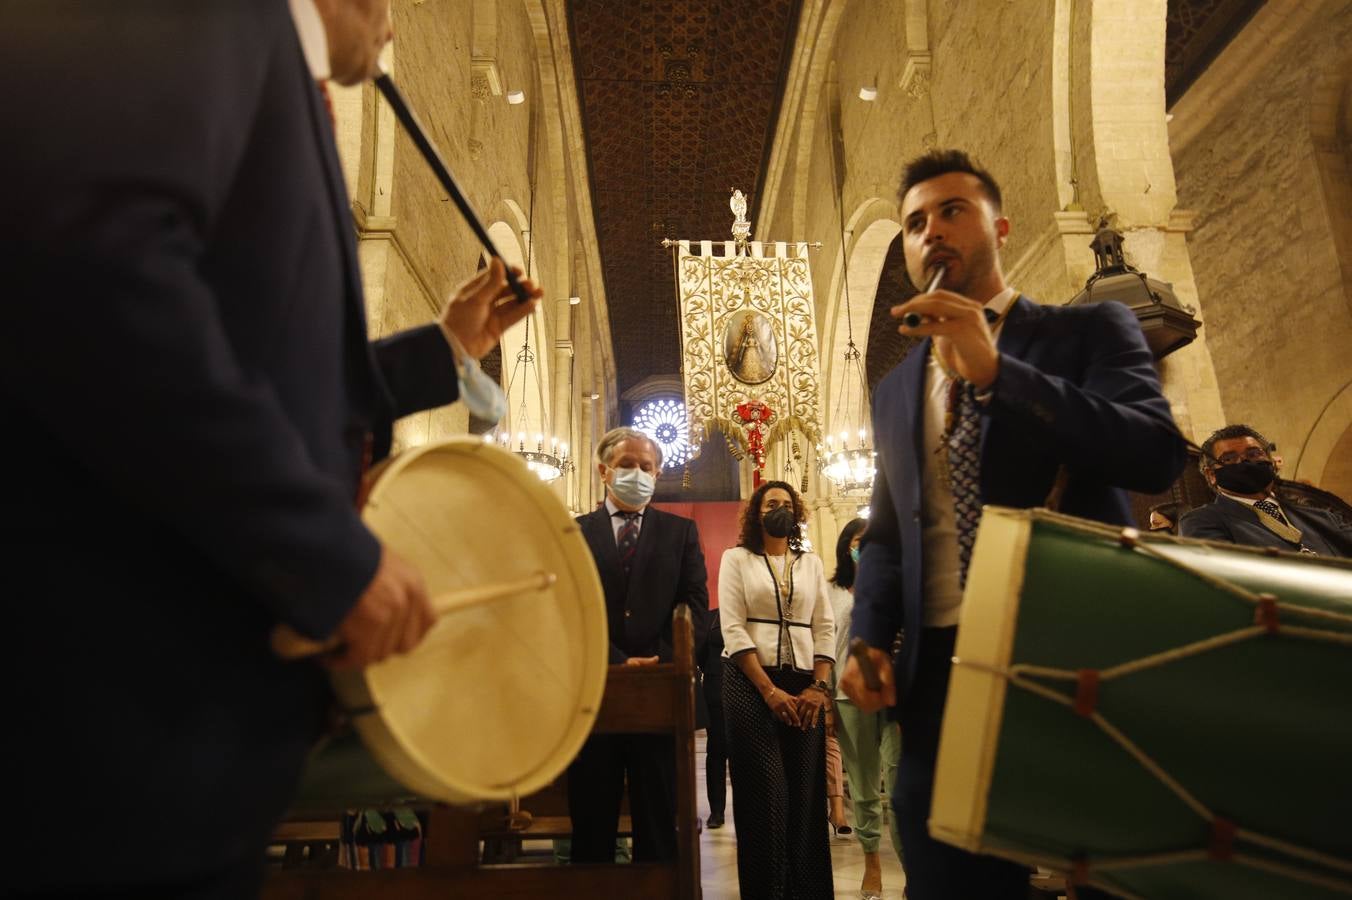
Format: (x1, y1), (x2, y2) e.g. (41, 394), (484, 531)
(762, 506), (796, 538)
(1213, 459), (1276, 495)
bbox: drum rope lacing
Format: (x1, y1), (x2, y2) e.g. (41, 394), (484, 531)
(954, 521), (1352, 897)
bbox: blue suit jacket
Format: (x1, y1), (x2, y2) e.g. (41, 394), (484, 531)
(851, 296), (1187, 708)
(1180, 494), (1352, 557)
(3, 4), (459, 887)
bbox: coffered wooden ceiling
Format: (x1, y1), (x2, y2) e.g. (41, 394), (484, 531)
(568, 0), (802, 399)
(568, 0), (1263, 401)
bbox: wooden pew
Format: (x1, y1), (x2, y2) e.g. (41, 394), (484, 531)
(264, 606), (701, 899)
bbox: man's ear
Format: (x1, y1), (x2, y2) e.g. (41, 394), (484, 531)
(596, 461), (609, 482)
(994, 216), (1010, 248)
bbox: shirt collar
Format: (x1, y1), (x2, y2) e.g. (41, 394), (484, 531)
(1220, 490), (1278, 508)
(984, 286), (1018, 321)
(289, 0), (331, 80)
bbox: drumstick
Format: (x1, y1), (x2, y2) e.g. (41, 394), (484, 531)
(848, 637), (883, 692)
(902, 263), (947, 329)
(372, 65), (532, 304)
(271, 570), (558, 661)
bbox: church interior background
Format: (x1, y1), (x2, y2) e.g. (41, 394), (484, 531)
(314, 0), (1351, 894)
(330, 0), (1352, 557)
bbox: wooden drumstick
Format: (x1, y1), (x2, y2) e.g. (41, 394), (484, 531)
(848, 637), (883, 692)
(902, 263), (947, 329)
(271, 570), (558, 660)
(372, 65), (531, 304)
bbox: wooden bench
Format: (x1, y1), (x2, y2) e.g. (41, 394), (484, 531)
(264, 606), (700, 899)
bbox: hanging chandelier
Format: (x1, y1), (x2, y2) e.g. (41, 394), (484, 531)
(491, 315), (571, 482)
(487, 124), (572, 483)
(818, 339), (875, 495)
(817, 173), (875, 497)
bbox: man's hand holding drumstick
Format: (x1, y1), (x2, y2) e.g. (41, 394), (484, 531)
(892, 259), (1001, 390)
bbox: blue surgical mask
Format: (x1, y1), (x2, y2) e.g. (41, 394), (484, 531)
(608, 466), (656, 508)
(849, 546), (861, 564)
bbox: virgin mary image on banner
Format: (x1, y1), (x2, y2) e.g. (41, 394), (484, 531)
(723, 308), (777, 385)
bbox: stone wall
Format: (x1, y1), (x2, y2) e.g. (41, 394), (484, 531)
(1171, 1), (1352, 493)
(330, 0), (614, 512)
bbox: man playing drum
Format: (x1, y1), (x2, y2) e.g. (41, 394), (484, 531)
(838, 149), (1187, 899)
(3, 2), (540, 896)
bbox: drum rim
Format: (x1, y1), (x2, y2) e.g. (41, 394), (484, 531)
(341, 437), (608, 804)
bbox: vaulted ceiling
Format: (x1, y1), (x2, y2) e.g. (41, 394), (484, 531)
(567, 0), (801, 403)
(567, 0), (1265, 407)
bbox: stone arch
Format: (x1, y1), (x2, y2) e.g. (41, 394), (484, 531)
(1294, 380), (1352, 498)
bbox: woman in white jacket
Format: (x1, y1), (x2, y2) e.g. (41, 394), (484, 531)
(719, 480), (835, 899)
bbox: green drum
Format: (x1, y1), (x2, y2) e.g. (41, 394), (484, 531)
(288, 729), (421, 815)
(932, 507), (1352, 899)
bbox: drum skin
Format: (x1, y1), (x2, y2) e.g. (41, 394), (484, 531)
(933, 507), (1352, 900)
(294, 438), (607, 809)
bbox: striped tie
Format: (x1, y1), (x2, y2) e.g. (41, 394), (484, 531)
(617, 513), (641, 575)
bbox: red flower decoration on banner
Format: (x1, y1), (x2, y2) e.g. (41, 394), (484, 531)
(734, 400), (775, 487)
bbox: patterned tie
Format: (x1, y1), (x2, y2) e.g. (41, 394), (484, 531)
(946, 383), (984, 588)
(1254, 499), (1287, 526)
(616, 512), (641, 575)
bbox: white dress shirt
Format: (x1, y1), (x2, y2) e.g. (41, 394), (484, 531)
(288, 0), (331, 80)
(604, 495), (646, 543)
(920, 286), (1018, 627)
(719, 547), (835, 674)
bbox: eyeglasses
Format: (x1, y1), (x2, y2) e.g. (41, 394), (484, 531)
(1212, 447), (1270, 466)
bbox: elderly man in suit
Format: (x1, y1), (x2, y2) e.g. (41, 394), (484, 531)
(838, 149), (1187, 899)
(569, 426), (710, 863)
(1181, 424), (1352, 556)
(2, 3), (539, 896)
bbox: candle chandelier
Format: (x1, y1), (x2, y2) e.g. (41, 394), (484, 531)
(489, 107), (572, 482)
(492, 313), (572, 481)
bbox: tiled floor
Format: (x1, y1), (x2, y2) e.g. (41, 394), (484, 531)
(695, 732), (908, 900)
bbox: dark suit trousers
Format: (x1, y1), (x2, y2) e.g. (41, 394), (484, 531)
(568, 733), (676, 863)
(895, 627), (1029, 900)
(703, 671), (728, 817)
(895, 629), (1116, 900)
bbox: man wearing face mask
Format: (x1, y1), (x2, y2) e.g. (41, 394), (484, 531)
(569, 426), (710, 864)
(1181, 424), (1351, 556)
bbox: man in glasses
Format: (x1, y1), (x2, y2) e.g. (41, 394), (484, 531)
(1180, 424), (1351, 556)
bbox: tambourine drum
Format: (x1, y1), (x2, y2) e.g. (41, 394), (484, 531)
(288, 438), (606, 810)
(932, 507), (1352, 899)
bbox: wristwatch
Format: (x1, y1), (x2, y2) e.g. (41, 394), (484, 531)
(808, 679), (830, 694)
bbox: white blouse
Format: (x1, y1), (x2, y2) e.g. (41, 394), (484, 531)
(719, 546), (836, 674)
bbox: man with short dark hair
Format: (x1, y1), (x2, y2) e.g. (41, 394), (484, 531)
(568, 427), (710, 863)
(839, 149), (1186, 899)
(1180, 424), (1351, 555)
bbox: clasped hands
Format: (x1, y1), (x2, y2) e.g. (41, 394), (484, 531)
(893, 288), (1000, 389)
(762, 684), (831, 731)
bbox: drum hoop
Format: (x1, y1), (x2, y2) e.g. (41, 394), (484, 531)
(931, 506), (1032, 852)
(342, 437), (607, 803)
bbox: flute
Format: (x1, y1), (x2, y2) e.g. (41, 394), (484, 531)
(373, 66), (532, 303)
(902, 263), (947, 329)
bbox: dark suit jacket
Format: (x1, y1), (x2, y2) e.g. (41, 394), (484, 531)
(3, 4), (459, 887)
(577, 506), (710, 665)
(852, 296), (1187, 707)
(1180, 495), (1352, 557)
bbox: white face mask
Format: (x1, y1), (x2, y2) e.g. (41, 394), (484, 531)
(607, 466), (656, 508)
